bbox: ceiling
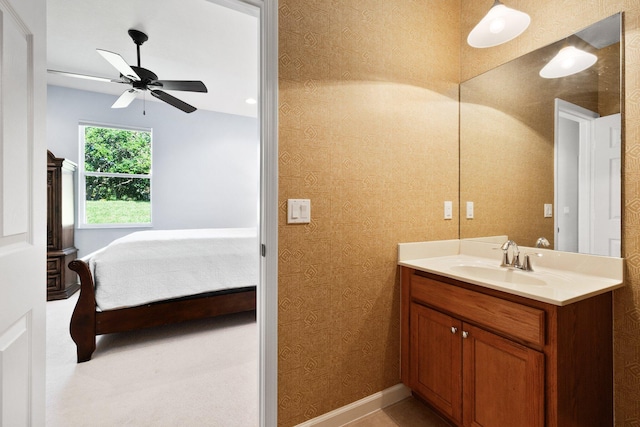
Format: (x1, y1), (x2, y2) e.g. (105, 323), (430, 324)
(46, 0), (259, 117)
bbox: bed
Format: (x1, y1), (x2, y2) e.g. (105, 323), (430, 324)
(68, 228), (258, 362)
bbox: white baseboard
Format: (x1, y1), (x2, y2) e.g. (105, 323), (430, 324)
(295, 383), (411, 427)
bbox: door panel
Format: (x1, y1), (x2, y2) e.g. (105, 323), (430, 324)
(593, 113), (621, 257)
(0, 0), (47, 424)
(0, 316), (30, 425)
(462, 324), (544, 427)
(410, 303), (462, 423)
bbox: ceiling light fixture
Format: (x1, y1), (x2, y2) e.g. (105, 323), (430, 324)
(245, 98), (257, 104)
(467, 0), (531, 48)
(539, 46), (598, 78)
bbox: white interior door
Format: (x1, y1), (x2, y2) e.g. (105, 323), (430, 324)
(0, 0), (47, 425)
(554, 99), (599, 252)
(592, 113), (622, 256)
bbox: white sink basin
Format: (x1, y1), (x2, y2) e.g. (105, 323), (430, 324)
(450, 265), (548, 287)
(398, 239), (625, 305)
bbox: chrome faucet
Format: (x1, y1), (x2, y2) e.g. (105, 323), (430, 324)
(500, 239), (542, 271)
(500, 240), (520, 268)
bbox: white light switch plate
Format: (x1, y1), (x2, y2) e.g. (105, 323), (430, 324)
(288, 199), (311, 224)
(466, 201), (474, 219)
(444, 201), (453, 220)
(544, 203), (553, 218)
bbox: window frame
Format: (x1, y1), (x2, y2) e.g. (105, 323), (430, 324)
(77, 122), (153, 229)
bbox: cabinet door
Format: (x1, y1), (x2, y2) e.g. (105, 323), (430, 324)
(462, 323), (544, 427)
(411, 303), (462, 423)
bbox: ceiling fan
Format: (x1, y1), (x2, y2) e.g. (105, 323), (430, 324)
(48, 29), (208, 113)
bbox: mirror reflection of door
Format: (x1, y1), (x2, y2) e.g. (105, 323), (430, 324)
(555, 98), (621, 256)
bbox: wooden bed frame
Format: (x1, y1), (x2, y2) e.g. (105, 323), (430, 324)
(68, 258), (257, 363)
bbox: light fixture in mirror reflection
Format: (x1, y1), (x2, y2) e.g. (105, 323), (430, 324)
(539, 46), (598, 79)
(459, 13), (621, 256)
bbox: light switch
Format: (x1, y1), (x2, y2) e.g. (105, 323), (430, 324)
(288, 199), (311, 224)
(444, 201), (453, 220)
(544, 204), (553, 218)
(466, 201), (474, 219)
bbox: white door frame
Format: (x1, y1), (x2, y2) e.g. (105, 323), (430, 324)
(207, 1), (278, 425)
(554, 98), (598, 253)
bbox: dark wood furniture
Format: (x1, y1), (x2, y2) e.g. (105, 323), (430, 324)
(401, 266), (613, 427)
(68, 259), (256, 362)
(47, 150), (79, 300)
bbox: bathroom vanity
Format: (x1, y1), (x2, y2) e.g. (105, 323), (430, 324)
(398, 239), (624, 427)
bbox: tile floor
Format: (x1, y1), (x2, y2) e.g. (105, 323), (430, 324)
(342, 397), (453, 427)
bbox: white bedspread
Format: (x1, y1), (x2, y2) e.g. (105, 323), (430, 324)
(89, 228), (259, 310)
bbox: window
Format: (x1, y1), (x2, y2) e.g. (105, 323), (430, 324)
(79, 124), (152, 227)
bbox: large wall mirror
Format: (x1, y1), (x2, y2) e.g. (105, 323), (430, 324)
(459, 13), (621, 256)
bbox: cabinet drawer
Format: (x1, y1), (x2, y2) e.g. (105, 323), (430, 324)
(47, 274), (60, 291)
(47, 258), (60, 273)
(411, 274), (545, 347)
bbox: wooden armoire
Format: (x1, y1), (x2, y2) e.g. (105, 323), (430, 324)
(47, 150), (79, 300)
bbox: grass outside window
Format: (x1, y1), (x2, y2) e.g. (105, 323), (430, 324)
(85, 200), (151, 224)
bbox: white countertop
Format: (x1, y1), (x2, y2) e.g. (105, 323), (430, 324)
(398, 238), (624, 306)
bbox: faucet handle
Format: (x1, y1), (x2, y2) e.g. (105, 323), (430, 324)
(521, 252), (542, 272)
(495, 242), (511, 267)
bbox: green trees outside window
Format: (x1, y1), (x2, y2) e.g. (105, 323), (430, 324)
(81, 125), (152, 225)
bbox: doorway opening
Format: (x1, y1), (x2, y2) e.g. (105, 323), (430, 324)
(554, 98), (621, 256)
(45, 0), (278, 425)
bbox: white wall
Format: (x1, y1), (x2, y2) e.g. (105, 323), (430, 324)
(47, 85), (259, 256)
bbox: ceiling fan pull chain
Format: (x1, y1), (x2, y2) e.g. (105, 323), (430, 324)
(143, 91), (146, 115)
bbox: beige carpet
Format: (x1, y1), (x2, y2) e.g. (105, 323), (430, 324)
(46, 294), (258, 426)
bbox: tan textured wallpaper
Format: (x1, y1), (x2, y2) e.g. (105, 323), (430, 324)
(279, 0), (640, 426)
(278, 1), (460, 425)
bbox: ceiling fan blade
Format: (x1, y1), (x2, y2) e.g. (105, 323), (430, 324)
(112, 89), (139, 109)
(152, 80), (208, 93)
(150, 90), (197, 113)
(96, 49), (140, 81)
(47, 69), (128, 84)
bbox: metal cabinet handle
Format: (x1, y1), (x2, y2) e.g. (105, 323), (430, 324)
(451, 327), (458, 334)
(462, 331), (469, 339)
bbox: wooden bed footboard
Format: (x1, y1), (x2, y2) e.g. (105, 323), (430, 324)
(68, 259), (256, 363)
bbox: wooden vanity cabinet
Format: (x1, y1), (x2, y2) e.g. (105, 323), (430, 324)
(401, 266), (613, 427)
